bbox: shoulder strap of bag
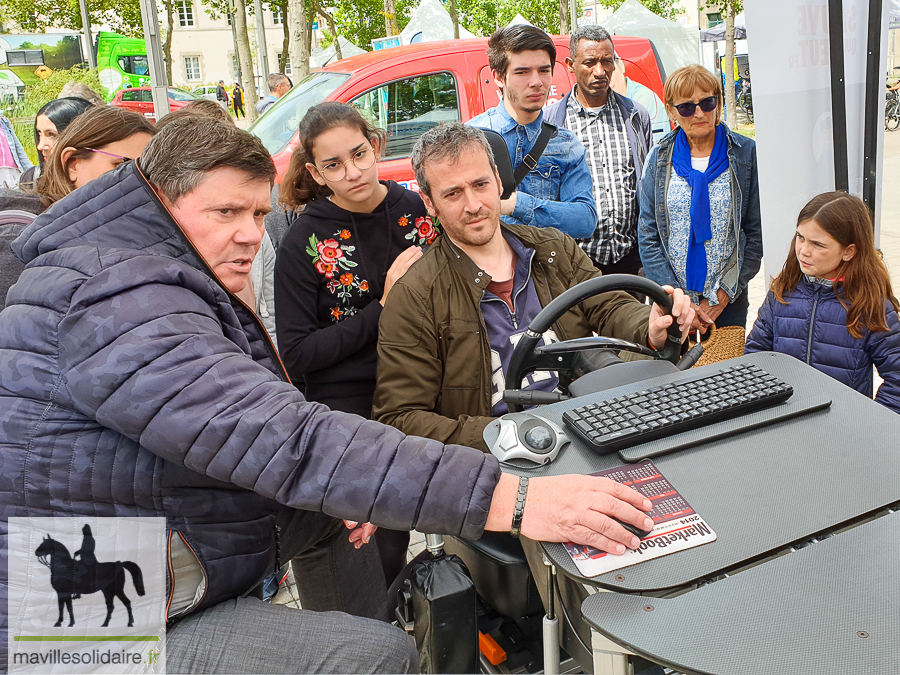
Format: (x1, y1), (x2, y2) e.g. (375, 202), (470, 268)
(512, 122), (558, 187)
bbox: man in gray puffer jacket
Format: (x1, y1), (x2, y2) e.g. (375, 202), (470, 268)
(0, 118), (654, 673)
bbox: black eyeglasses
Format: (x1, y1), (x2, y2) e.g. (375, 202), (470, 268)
(674, 95), (718, 118)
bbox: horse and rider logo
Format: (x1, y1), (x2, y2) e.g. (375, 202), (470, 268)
(34, 524), (146, 628)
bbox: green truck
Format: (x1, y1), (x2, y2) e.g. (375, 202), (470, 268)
(0, 31), (148, 102)
(95, 31), (149, 99)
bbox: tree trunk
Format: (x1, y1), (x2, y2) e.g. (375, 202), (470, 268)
(233, 0), (259, 122)
(724, 2), (737, 127)
(279, 0), (289, 73)
(559, 0), (569, 35)
(163, 0), (174, 86)
(384, 0), (399, 36)
(288, 0), (310, 80)
(448, 0), (459, 39)
(316, 5), (341, 60)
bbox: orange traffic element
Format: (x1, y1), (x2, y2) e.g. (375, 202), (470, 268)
(478, 631), (507, 665)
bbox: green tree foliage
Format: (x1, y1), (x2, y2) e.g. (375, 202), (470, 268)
(328, 0), (416, 50)
(455, 0), (562, 36)
(0, 0), (143, 36)
(596, 0), (682, 21)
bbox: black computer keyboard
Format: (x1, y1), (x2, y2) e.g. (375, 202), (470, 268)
(561, 363), (794, 455)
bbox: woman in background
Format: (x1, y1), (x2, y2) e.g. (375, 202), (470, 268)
(638, 64), (762, 334)
(35, 106), (155, 208)
(19, 97), (93, 190)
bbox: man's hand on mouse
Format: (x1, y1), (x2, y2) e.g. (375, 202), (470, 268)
(648, 286), (695, 349)
(484, 474), (654, 555)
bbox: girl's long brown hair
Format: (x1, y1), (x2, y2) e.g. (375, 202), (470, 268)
(35, 106), (156, 208)
(279, 101), (387, 209)
(771, 191), (899, 338)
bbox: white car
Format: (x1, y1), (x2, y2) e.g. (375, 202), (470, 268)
(190, 85), (219, 102)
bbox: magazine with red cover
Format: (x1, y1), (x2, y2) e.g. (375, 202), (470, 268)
(563, 459), (716, 577)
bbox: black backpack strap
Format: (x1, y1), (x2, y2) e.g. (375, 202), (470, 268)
(512, 121), (558, 187)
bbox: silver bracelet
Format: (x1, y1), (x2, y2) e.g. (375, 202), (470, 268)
(510, 476), (529, 539)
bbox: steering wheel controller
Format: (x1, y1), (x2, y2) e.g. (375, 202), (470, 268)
(487, 276), (701, 466)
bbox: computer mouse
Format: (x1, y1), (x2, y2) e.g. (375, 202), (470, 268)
(486, 412), (570, 465)
(612, 517), (653, 540)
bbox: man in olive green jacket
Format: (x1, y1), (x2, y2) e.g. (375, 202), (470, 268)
(373, 123), (692, 452)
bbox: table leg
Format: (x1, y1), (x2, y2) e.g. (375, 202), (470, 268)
(542, 554), (560, 675)
(590, 629), (632, 675)
(584, 587), (634, 675)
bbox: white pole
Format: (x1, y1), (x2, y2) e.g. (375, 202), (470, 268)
(78, 0), (96, 68)
(253, 0), (271, 80)
(138, 0), (170, 120)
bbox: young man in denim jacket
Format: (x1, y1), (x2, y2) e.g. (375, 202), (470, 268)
(467, 25), (596, 239)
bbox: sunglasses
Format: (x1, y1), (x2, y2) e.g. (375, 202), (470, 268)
(674, 96), (718, 118)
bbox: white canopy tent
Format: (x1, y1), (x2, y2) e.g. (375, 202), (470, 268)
(309, 36), (366, 68)
(600, 0), (700, 78)
(399, 0), (477, 43)
(507, 14), (534, 27)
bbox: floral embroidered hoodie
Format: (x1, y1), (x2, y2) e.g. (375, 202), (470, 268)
(274, 180), (438, 415)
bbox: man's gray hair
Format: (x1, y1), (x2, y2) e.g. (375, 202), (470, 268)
(139, 117), (276, 203)
(569, 25), (613, 60)
(267, 73), (290, 92)
(412, 123), (499, 198)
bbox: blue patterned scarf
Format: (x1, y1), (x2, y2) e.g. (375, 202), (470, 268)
(671, 124), (730, 293)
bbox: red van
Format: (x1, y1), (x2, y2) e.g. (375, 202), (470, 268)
(251, 36), (665, 188)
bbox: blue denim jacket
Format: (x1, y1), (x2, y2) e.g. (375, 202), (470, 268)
(637, 126), (762, 301)
(467, 103), (596, 238)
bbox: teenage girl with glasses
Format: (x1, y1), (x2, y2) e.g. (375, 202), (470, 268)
(274, 101), (439, 588)
(638, 64), (763, 335)
(746, 191), (900, 413)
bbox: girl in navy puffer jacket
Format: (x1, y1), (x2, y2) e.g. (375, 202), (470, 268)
(746, 192), (900, 413)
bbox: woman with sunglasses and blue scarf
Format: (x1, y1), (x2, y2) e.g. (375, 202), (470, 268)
(638, 64), (762, 333)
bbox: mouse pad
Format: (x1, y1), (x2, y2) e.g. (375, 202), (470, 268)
(563, 459), (717, 577)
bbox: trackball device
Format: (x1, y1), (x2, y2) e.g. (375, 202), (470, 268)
(486, 412), (570, 466)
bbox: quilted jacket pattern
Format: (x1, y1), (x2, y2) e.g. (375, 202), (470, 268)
(745, 276), (900, 413)
(0, 163), (500, 654)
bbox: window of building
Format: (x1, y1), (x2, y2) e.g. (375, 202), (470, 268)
(351, 72), (459, 159)
(184, 56), (201, 81)
(176, 1), (195, 27)
(226, 12), (233, 26)
(276, 52), (292, 76)
(231, 54), (240, 80)
(272, 7), (283, 24)
(707, 12), (723, 27)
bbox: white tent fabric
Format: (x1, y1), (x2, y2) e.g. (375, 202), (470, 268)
(600, 0), (700, 78)
(399, 0), (477, 43)
(507, 14), (534, 26)
(309, 36), (366, 68)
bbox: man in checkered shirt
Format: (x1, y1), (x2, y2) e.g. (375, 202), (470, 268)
(546, 26), (654, 278)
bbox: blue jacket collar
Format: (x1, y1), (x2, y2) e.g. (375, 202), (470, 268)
(493, 100), (546, 142)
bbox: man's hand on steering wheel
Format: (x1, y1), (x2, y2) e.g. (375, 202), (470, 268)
(648, 286), (694, 350)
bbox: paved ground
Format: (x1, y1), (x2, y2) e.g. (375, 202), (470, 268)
(274, 127), (900, 608)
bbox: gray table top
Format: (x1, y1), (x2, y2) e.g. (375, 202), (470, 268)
(581, 510), (900, 675)
(497, 352), (900, 593)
